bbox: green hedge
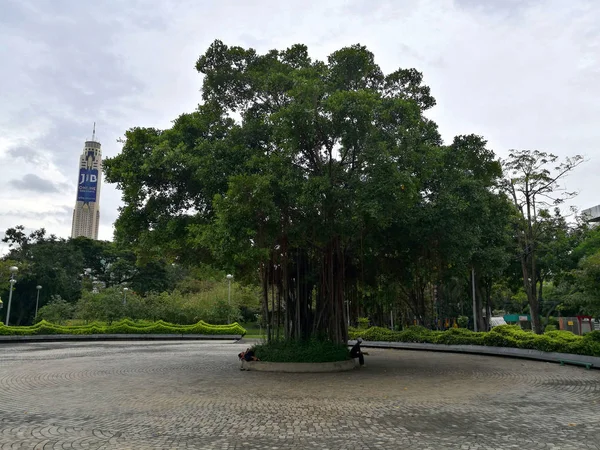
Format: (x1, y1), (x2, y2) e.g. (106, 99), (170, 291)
(349, 325), (600, 357)
(0, 319), (246, 336)
(252, 339), (350, 363)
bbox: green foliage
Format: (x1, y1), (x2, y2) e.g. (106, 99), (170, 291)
(5, 40), (588, 344)
(0, 227), (183, 325)
(573, 251), (600, 316)
(349, 326), (398, 342)
(457, 316), (469, 328)
(432, 328), (485, 345)
(0, 319), (246, 336)
(397, 326), (436, 343)
(76, 287), (131, 324)
(206, 300), (241, 325)
(356, 317), (370, 330)
(482, 325), (535, 348)
(584, 330), (600, 343)
(252, 339), (350, 363)
(348, 324), (600, 357)
(103, 39), (517, 344)
(544, 325), (558, 332)
(72, 280), (257, 325)
(501, 151), (584, 333)
(36, 296), (74, 325)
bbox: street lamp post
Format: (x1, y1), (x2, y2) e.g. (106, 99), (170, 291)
(5, 266), (18, 326)
(123, 287), (129, 306)
(226, 274), (233, 323)
(35, 285), (42, 320)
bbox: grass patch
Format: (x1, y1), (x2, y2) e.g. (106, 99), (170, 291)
(0, 319), (246, 336)
(252, 339), (350, 363)
(349, 325), (600, 357)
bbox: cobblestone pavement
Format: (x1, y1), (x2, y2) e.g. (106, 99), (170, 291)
(0, 341), (598, 450)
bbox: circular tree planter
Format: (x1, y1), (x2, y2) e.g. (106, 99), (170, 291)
(241, 359), (358, 373)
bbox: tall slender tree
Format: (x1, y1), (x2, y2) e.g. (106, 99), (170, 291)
(502, 150), (583, 333)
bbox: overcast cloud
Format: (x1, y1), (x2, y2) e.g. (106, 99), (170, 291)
(0, 0), (598, 248)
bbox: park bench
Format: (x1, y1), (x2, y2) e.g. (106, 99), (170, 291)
(559, 359), (594, 370)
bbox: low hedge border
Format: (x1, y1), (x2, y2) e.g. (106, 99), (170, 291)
(0, 319), (246, 337)
(349, 325), (600, 357)
(348, 340), (600, 369)
(252, 339), (350, 363)
(0, 334), (242, 343)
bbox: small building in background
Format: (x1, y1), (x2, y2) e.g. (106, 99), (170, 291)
(558, 316), (594, 335)
(582, 204), (600, 224)
(503, 314), (532, 330)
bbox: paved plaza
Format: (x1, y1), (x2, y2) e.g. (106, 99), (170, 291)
(0, 340), (598, 449)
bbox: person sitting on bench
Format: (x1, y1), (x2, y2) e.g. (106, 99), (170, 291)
(350, 338), (365, 366)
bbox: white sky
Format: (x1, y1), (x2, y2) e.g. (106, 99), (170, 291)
(0, 0), (598, 253)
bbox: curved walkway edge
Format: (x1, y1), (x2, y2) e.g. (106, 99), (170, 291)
(0, 334), (242, 343)
(350, 340), (600, 369)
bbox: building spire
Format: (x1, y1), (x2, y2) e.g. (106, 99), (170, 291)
(92, 122), (96, 142)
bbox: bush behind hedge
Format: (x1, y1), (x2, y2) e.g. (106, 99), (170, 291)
(0, 319), (246, 336)
(349, 325), (600, 357)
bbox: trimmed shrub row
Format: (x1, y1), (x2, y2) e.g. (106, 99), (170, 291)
(0, 319), (246, 336)
(252, 339), (350, 363)
(349, 325), (600, 357)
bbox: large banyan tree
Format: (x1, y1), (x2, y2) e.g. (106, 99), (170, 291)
(104, 41), (507, 343)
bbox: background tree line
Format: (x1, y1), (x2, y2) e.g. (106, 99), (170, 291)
(2, 41), (596, 337)
(101, 41), (594, 339)
(0, 226), (260, 325)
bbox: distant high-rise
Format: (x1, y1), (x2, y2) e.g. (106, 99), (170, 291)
(71, 125), (102, 239)
(582, 205), (600, 224)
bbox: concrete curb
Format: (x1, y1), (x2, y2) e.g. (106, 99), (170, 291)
(0, 334), (243, 343)
(349, 340), (600, 369)
(242, 359), (358, 373)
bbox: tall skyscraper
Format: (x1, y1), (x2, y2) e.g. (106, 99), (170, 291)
(71, 125), (102, 239)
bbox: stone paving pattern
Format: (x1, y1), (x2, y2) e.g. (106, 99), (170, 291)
(0, 340), (598, 449)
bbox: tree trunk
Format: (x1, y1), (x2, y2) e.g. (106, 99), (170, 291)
(520, 254), (542, 334)
(476, 291), (486, 332)
(484, 277), (493, 331)
(261, 261), (270, 342)
(271, 267), (275, 340)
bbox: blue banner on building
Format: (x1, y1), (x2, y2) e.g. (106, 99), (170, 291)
(77, 168), (98, 203)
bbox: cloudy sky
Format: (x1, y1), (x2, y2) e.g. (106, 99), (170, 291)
(1, 0), (598, 252)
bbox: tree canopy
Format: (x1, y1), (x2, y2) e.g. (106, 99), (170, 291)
(2, 43), (589, 333)
(103, 41), (526, 342)
(0, 226), (178, 325)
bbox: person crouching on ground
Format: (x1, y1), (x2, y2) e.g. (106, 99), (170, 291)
(238, 348), (260, 370)
(350, 338), (365, 366)
(238, 348), (260, 362)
